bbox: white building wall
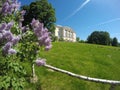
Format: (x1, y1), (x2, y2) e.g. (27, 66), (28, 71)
(55, 25), (76, 42)
(55, 27), (59, 37)
(63, 29), (66, 39)
(73, 33), (76, 42)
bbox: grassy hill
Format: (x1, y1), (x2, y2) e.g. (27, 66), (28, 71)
(25, 42), (120, 90)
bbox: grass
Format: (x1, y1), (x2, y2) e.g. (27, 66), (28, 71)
(25, 42), (120, 90)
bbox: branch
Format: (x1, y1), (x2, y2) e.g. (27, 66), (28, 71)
(44, 64), (120, 85)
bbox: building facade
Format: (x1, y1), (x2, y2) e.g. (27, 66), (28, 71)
(55, 25), (76, 42)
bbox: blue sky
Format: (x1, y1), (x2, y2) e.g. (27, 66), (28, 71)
(19, 0), (120, 42)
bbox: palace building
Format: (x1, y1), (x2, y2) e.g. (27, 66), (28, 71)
(55, 25), (76, 42)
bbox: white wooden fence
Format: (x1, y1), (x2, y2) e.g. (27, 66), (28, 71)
(44, 64), (120, 90)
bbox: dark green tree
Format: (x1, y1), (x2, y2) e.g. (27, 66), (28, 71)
(87, 31), (111, 45)
(21, 0), (56, 33)
(76, 37), (80, 42)
(79, 40), (86, 43)
(112, 37), (118, 46)
(118, 43), (120, 47)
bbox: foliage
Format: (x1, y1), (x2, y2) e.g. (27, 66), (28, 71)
(17, 30), (38, 62)
(76, 37), (80, 42)
(0, 76), (25, 90)
(118, 43), (120, 47)
(21, 0), (56, 33)
(0, 0), (5, 12)
(0, 0), (27, 89)
(52, 36), (58, 42)
(79, 40), (86, 43)
(0, 0), (52, 89)
(0, 56), (26, 90)
(112, 37), (118, 46)
(59, 37), (64, 41)
(87, 31), (111, 45)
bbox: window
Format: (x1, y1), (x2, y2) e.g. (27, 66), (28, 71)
(65, 30), (67, 37)
(58, 29), (61, 38)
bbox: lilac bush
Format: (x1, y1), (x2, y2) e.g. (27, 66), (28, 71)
(0, 0), (26, 89)
(0, 0), (52, 62)
(0, 0), (52, 89)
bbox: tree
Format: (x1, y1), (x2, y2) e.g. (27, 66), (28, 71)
(21, 0), (56, 33)
(76, 37), (80, 42)
(79, 40), (86, 43)
(112, 37), (118, 46)
(87, 31), (111, 45)
(118, 43), (120, 47)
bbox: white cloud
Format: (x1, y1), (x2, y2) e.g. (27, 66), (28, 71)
(88, 18), (120, 28)
(96, 18), (120, 26)
(65, 0), (90, 20)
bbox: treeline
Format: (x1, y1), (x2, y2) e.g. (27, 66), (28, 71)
(77, 31), (119, 47)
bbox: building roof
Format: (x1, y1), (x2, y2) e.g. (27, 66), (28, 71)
(56, 25), (75, 33)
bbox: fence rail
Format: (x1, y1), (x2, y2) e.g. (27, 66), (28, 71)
(44, 64), (120, 90)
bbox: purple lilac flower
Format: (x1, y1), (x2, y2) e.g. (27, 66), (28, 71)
(0, 33), (3, 39)
(31, 18), (52, 51)
(11, 0), (21, 12)
(44, 37), (52, 46)
(1, 0), (20, 15)
(45, 44), (52, 51)
(0, 23), (7, 33)
(7, 5), (13, 14)
(31, 18), (40, 28)
(2, 42), (12, 54)
(8, 48), (16, 54)
(44, 37), (51, 43)
(0, 21), (14, 41)
(1, 2), (9, 15)
(0, 21), (14, 33)
(20, 26), (28, 33)
(3, 31), (13, 41)
(2, 34), (20, 55)
(33, 27), (41, 37)
(35, 58), (46, 66)
(0, 21), (20, 55)
(6, 21), (14, 30)
(11, 36), (20, 45)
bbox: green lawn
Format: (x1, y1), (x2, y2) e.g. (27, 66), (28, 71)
(25, 42), (120, 90)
